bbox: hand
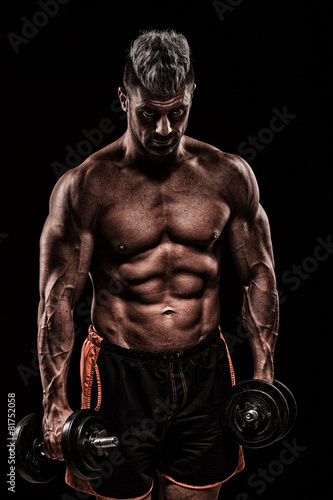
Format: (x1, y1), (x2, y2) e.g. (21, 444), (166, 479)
(42, 405), (73, 460)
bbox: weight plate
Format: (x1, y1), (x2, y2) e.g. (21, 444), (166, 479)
(62, 409), (108, 480)
(221, 380), (289, 448)
(14, 414), (61, 484)
(223, 389), (280, 448)
(274, 380), (297, 441)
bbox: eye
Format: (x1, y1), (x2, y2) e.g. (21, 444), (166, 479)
(142, 111), (155, 118)
(171, 109), (184, 116)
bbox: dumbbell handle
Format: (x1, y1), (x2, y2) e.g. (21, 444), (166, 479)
(36, 432), (119, 457)
(89, 434), (119, 449)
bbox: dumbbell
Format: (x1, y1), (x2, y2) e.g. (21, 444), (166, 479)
(14, 409), (119, 484)
(221, 379), (297, 449)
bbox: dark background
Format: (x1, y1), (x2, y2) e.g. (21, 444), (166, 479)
(1, 1), (331, 499)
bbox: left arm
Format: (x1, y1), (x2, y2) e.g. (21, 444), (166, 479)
(226, 159), (279, 383)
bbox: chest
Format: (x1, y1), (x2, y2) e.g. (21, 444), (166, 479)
(96, 170), (231, 254)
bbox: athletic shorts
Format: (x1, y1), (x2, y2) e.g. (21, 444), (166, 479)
(65, 325), (245, 500)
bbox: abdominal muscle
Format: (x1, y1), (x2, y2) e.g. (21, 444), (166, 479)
(90, 252), (221, 351)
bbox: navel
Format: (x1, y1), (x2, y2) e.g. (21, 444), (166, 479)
(163, 310), (174, 315)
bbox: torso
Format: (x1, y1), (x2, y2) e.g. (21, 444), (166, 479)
(81, 136), (235, 351)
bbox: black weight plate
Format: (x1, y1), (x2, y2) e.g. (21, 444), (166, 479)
(224, 389), (280, 448)
(239, 379), (290, 438)
(62, 409), (108, 480)
(14, 414), (61, 483)
(76, 417), (110, 473)
(222, 380), (288, 448)
(274, 380), (297, 440)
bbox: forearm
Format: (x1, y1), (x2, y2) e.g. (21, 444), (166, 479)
(36, 169), (95, 458)
(37, 298), (75, 412)
(241, 274), (279, 382)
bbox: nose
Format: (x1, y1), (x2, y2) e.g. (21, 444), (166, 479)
(155, 115), (172, 136)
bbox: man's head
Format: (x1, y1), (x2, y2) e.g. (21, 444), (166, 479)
(119, 29), (196, 157)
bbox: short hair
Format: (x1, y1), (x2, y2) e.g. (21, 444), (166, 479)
(123, 29), (195, 97)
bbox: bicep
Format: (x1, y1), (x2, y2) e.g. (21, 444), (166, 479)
(39, 217), (94, 306)
(226, 205), (275, 287)
(39, 175), (95, 306)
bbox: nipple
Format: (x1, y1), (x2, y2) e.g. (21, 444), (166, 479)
(118, 243), (127, 251)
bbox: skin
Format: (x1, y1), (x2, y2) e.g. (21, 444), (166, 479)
(37, 81), (278, 500)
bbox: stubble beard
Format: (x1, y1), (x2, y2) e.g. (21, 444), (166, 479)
(129, 117), (189, 157)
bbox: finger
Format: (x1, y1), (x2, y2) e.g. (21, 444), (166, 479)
(50, 438), (64, 461)
(43, 442), (57, 460)
(43, 436), (63, 461)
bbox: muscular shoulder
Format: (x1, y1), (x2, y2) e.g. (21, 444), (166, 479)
(185, 137), (259, 217)
(49, 144), (118, 227)
(221, 152), (259, 218)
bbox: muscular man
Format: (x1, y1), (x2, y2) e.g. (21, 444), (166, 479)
(38, 30), (279, 500)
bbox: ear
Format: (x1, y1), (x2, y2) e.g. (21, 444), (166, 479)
(118, 86), (128, 112)
(191, 83), (196, 98)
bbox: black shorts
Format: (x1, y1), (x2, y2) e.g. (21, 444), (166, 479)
(66, 325), (245, 500)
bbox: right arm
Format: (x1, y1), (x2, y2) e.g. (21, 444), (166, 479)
(37, 170), (95, 460)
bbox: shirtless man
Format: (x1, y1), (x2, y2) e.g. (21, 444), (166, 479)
(38, 30), (279, 500)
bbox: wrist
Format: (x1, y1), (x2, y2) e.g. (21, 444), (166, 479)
(253, 370), (274, 384)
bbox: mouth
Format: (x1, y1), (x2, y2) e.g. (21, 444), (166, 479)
(151, 139), (173, 145)
(150, 138), (176, 148)
(144, 134), (180, 156)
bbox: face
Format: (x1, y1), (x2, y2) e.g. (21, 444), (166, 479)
(120, 84), (195, 157)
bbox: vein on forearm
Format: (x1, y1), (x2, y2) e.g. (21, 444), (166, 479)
(241, 278), (279, 364)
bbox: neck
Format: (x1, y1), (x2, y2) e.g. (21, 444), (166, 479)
(122, 129), (186, 170)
